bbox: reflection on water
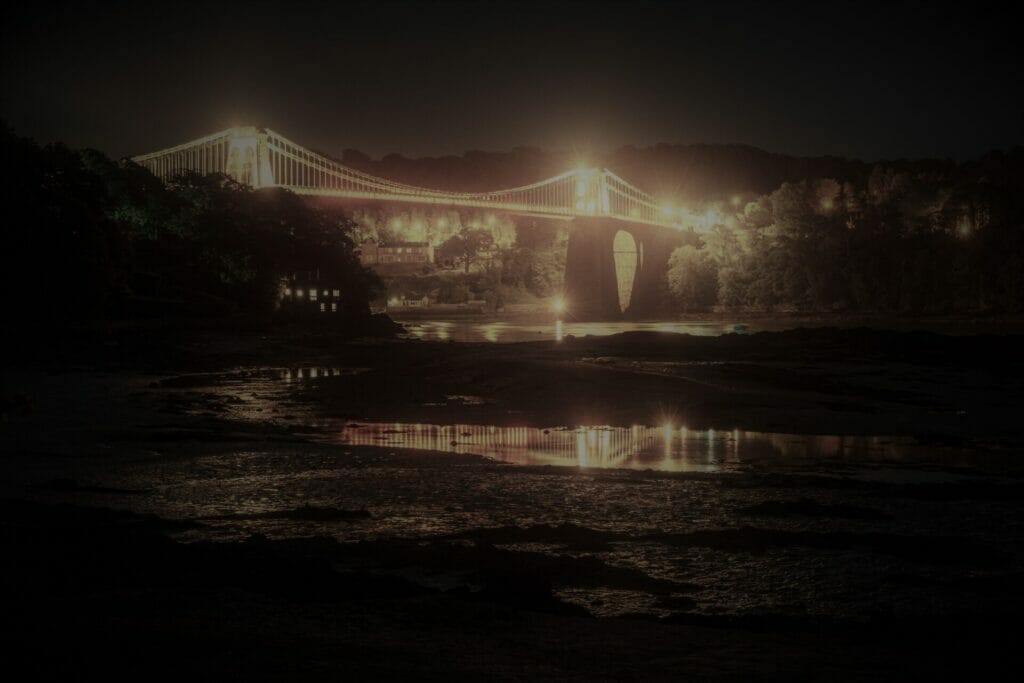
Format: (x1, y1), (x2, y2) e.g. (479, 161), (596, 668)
(280, 367), (361, 382)
(402, 320), (745, 343)
(332, 422), (927, 472)
(398, 316), (1024, 343)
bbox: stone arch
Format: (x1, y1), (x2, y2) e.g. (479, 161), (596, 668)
(612, 230), (639, 313)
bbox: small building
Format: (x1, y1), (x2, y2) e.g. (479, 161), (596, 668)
(387, 295), (430, 310)
(358, 241), (434, 267)
(279, 270), (347, 316)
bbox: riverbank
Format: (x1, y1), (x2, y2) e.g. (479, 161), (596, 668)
(3, 326), (1024, 679)
(5, 325), (1024, 440)
(4, 494), (1022, 681)
(389, 311), (1024, 342)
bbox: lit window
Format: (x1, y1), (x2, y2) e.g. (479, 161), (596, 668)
(332, 289), (340, 297)
(320, 303), (326, 312)
(296, 290), (304, 298)
(309, 290), (318, 301)
(322, 290), (328, 297)
(331, 303), (337, 312)
(284, 288), (292, 297)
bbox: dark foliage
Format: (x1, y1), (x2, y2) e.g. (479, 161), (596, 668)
(1, 125), (380, 328)
(670, 158), (1024, 313)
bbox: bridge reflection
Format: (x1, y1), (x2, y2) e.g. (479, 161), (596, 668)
(330, 423), (920, 472)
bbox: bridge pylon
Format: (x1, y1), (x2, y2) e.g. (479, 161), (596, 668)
(224, 126), (274, 187)
(574, 168), (610, 216)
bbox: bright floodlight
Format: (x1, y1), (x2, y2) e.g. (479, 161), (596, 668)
(552, 297), (567, 315)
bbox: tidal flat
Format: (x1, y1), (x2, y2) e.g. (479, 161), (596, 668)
(3, 326), (1023, 680)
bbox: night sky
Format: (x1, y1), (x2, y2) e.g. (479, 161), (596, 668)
(2, 0), (1020, 161)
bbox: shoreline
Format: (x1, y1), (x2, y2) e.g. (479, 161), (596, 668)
(5, 326), (1024, 442)
(4, 325), (1024, 679)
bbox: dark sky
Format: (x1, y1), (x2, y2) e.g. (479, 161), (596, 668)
(2, 0), (1020, 161)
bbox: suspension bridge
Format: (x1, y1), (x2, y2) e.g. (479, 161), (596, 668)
(132, 126), (679, 228)
(133, 125), (691, 317)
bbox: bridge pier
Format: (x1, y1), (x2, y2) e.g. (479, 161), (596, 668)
(564, 218), (683, 321)
(564, 219), (620, 320)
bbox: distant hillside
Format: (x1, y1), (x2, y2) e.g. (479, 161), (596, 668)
(336, 144), (1023, 204)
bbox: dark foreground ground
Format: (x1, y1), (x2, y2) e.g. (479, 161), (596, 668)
(3, 325), (1024, 680)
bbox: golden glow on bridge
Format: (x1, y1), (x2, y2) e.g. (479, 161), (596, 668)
(133, 126), (688, 229)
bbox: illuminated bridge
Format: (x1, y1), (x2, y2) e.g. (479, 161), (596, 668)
(132, 126), (679, 228)
(133, 126), (691, 318)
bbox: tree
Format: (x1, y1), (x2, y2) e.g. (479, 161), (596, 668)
(1, 126), (125, 325)
(436, 228), (494, 273)
(514, 220), (557, 249)
(0, 123), (381, 326)
(666, 245), (718, 312)
(500, 245), (564, 297)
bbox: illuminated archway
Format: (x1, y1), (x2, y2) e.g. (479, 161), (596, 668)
(612, 230), (639, 312)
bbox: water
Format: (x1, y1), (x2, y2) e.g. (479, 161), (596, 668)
(330, 422), (972, 473)
(5, 365), (1021, 622)
(154, 366), (1004, 474)
(400, 319), (750, 342)
(396, 316), (1022, 343)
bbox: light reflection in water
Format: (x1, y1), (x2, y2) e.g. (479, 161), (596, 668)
(481, 323), (504, 342)
(395, 317), (1020, 343)
(330, 422), (927, 472)
(280, 367), (364, 382)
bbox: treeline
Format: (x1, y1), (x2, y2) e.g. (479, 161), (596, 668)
(1, 125), (379, 329)
(667, 163), (1024, 314)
